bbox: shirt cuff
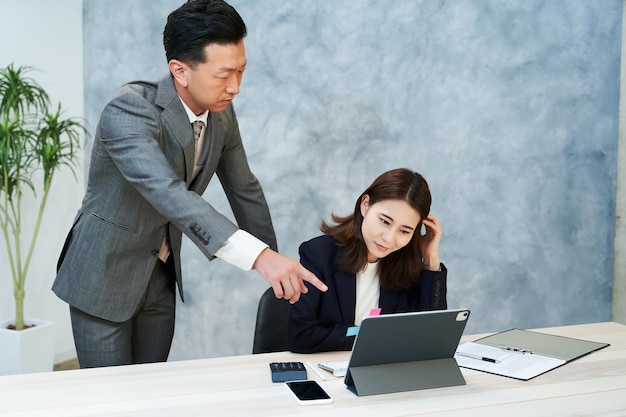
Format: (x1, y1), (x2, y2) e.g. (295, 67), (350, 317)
(214, 229), (269, 271)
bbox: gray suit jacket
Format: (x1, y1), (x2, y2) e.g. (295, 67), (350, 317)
(53, 75), (277, 322)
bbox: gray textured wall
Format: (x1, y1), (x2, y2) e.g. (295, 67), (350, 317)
(83, 0), (622, 360)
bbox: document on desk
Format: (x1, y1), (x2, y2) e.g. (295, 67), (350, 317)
(454, 328), (609, 381)
(455, 342), (565, 380)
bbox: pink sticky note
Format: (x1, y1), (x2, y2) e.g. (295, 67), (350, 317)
(369, 308), (382, 317)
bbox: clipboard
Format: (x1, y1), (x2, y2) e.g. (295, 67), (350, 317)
(454, 328), (610, 380)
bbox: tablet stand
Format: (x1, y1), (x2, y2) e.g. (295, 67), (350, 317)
(345, 358), (465, 396)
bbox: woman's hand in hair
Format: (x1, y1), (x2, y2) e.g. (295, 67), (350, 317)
(419, 214), (442, 271)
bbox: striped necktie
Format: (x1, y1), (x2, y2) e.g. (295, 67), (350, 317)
(157, 120), (206, 262)
(192, 120), (205, 167)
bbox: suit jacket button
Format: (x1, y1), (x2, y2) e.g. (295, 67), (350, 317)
(151, 249), (159, 256)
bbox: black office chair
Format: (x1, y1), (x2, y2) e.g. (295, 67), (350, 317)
(252, 287), (291, 354)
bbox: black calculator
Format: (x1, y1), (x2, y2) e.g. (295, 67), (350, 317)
(269, 361), (307, 382)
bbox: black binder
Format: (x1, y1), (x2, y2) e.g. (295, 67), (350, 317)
(344, 309), (470, 396)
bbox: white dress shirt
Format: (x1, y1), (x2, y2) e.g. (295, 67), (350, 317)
(354, 262), (380, 326)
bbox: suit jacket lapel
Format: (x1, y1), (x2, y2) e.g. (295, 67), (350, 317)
(379, 286), (400, 313)
(155, 75), (195, 185)
(189, 109), (233, 192)
(334, 269), (357, 325)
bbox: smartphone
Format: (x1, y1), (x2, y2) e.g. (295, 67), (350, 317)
(285, 380), (333, 405)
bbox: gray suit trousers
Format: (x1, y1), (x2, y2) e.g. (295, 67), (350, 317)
(70, 259), (177, 368)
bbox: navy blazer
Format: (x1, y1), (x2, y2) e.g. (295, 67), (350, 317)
(287, 234), (447, 353)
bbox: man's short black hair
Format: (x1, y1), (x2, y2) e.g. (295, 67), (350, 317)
(163, 0), (247, 65)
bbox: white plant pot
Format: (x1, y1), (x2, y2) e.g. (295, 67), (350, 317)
(0, 318), (56, 376)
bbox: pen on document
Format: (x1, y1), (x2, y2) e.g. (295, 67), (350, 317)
(305, 361), (326, 380)
(455, 351), (500, 364)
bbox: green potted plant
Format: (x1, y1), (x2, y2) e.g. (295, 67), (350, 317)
(0, 63), (86, 374)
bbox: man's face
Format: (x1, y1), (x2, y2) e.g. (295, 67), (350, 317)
(172, 40), (246, 115)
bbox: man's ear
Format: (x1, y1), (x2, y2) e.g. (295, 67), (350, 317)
(168, 59), (188, 87)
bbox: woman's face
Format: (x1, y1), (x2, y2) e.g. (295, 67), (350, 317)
(360, 196), (421, 263)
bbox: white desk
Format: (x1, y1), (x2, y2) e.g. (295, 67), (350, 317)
(1, 322), (625, 416)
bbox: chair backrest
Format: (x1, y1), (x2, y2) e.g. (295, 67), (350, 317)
(252, 287), (291, 354)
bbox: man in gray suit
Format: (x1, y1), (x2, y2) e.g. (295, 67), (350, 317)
(53, 0), (327, 368)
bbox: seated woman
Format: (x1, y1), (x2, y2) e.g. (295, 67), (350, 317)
(287, 168), (447, 353)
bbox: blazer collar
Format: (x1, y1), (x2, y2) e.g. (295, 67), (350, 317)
(334, 268), (357, 325)
(379, 286), (400, 313)
(156, 75), (196, 182)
